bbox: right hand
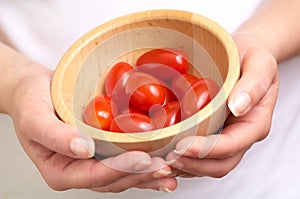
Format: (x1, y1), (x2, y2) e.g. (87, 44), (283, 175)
(165, 31), (279, 179)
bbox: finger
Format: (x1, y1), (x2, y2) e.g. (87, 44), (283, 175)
(91, 157), (175, 193)
(26, 109), (95, 159)
(135, 178), (178, 193)
(171, 106), (272, 159)
(91, 178), (177, 193)
(31, 150), (154, 191)
(14, 76), (95, 159)
(166, 151), (245, 178)
(101, 151), (153, 173)
(170, 168), (197, 178)
(228, 37), (278, 117)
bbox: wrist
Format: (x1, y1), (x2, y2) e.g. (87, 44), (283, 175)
(0, 43), (52, 114)
(233, 0), (300, 63)
(233, 23), (280, 62)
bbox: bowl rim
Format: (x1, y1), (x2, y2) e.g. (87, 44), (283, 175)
(51, 9), (240, 143)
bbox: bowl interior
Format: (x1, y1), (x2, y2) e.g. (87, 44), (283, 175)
(51, 10), (239, 156)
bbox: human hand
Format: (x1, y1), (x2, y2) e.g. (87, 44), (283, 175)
(165, 32), (279, 178)
(8, 64), (177, 192)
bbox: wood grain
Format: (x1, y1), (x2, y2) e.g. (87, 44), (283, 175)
(51, 10), (240, 157)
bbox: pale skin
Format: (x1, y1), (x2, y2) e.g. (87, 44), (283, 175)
(166, 0), (300, 178)
(1, 0), (300, 193)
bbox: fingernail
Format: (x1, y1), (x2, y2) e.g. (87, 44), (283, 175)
(166, 159), (177, 165)
(166, 159), (184, 169)
(178, 173), (189, 178)
(133, 159), (152, 172)
(159, 187), (175, 193)
(173, 149), (186, 155)
(153, 169), (173, 178)
(70, 137), (95, 158)
(228, 91), (251, 117)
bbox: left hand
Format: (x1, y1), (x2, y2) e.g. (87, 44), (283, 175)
(9, 64), (177, 192)
(166, 32), (279, 178)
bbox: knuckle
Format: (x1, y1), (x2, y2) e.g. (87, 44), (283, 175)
(96, 186), (127, 193)
(41, 124), (59, 150)
(45, 179), (68, 191)
(85, 166), (111, 188)
(247, 72), (269, 93)
(210, 156), (241, 178)
(211, 164), (234, 178)
(212, 170), (230, 178)
(219, 135), (239, 158)
(17, 110), (31, 134)
(258, 125), (271, 142)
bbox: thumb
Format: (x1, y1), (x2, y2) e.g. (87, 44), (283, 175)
(228, 45), (278, 117)
(28, 109), (95, 159)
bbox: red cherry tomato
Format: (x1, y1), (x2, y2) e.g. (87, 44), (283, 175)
(110, 113), (155, 133)
(105, 62), (134, 110)
(125, 72), (165, 111)
(159, 80), (178, 104)
(118, 103), (148, 116)
(82, 95), (117, 130)
(105, 61), (134, 96)
(151, 101), (181, 129)
(181, 78), (219, 119)
(136, 48), (189, 79)
(171, 73), (200, 99)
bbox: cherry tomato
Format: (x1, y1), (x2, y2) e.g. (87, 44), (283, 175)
(125, 72), (165, 111)
(151, 101), (181, 129)
(181, 78), (219, 119)
(118, 103), (148, 116)
(171, 73), (200, 99)
(136, 48), (189, 79)
(159, 80), (178, 104)
(110, 113), (155, 133)
(82, 95), (117, 130)
(105, 61), (134, 96)
(104, 62), (134, 111)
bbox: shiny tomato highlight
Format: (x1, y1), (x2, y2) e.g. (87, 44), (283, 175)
(105, 61), (134, 96)
(125, 72), (165, 111)
(82, 95), (117, 130)
(105, 62), (134, 110)
(151, 101), (181, 129)
(83, 48), (221, 133)
(181, 78), (219, 119)
(171, 73), (200, 99)
(136, 48), (189, 79)
(110, 113), (155, 133)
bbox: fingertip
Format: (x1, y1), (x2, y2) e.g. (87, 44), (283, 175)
(175, 136), (194, 152)
(152, 169), (173, 179)
(136, 178), (178, 193)
(70, 137), (95, 158)
(133, 159), (152, 172)
(101, 151), (152, 173)
(228, 91), (252, 117)
(159, 187), (176, 193)
(158, 178), (178, 193)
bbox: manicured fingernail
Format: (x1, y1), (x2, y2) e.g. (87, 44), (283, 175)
(159, 187), (175, 193)
(173, 149), (186, 155)
(178, 173), (189, 178)
(133, 159), (152, 172)
(70, 137), (95, 158)
(166, 159), (177, 165)
(166, 159), (184, 169)
(228, 92), (251, 117)
(153, 169), (173, 178)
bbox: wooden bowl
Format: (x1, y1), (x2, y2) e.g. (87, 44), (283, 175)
(51, 10), (240, 158)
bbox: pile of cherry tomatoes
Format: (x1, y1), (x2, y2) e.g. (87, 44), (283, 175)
(83, 48), (219, 133)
